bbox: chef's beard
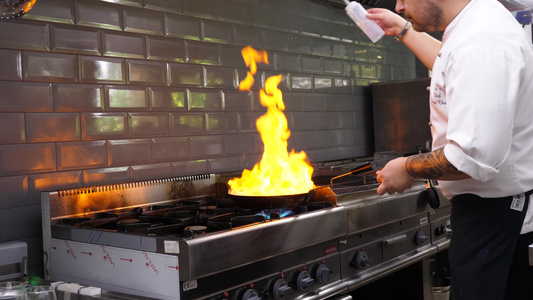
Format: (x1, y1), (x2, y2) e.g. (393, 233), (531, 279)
(404, 1), (444, 33)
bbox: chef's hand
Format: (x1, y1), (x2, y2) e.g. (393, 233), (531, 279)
(366, 8), (408, 37)
(376, 157), (415, 195)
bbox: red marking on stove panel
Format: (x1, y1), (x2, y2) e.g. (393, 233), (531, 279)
(324, 245), (338, 255)
(143, 251), (160, 275)
(64, 241), (77, 261)
(100, 246), (116, 268)
(81, 252), (92, 256)
(167, 265), (179, 270)
(120, 258), (132, 262)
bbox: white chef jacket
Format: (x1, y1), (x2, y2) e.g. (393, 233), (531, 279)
(429, 0), (533, 233)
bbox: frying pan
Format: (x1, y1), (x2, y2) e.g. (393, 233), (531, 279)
(228, 163), (374, 209)
(229, 192), (312, 210)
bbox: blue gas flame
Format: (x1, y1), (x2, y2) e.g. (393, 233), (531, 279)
(257, 209), (294, 219)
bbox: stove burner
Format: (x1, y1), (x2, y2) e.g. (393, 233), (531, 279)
(257, 209), (294, 219)
(166, 210), (197, 219)
(255, 202), (333, 220)
(79, 208), (143, 229)
(184, 225), (208, 237)
(116, 219), (151, 233)
(231, 215), (265, 227)
(189, 225), (207, 233)
(55, 199), (338, 240)
(146, 223), (186, 236)
(200, 205), (238, 216)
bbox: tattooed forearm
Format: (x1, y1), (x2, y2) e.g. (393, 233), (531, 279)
(405, 148), (469, 180)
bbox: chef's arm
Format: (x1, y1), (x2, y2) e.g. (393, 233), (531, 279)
(366, 8), (441, 70)
(406, 148), (471, 180)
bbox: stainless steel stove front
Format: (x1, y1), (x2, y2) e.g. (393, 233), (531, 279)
(41, 171), (450, 300)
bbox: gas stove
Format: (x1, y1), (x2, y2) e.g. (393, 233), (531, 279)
(41, 159), (451, 300)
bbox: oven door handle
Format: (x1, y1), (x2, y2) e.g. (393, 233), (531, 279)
(382, 234), (407, 246)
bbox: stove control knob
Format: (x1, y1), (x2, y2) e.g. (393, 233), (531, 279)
(296, 270), (314, 291)
(241, 289), (261, 300)
(416, 229), (429, 246)
(435, 225), (447, 236)
(315, 264), (332, 284)
(351, 251), (370, 269)
(272, 279), (292, 300)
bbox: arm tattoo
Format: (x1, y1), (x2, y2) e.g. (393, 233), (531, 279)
(405, 148), (464, 179)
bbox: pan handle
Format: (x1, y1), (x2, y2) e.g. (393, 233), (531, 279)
(306, 185), (332, 200)
(329, 163), (373, 185)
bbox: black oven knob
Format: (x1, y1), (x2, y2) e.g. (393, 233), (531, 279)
(241, 289), (261, 300)
(272, 279), (292, 300)
(315, 264), (332, 284)
(351, 251), (370, 269)
(435, 225), (447, 236)
(415, 229), (429, 246)
(296, 270), (314, 291)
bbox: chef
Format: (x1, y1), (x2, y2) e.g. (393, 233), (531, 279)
(366, 0), (533, 299)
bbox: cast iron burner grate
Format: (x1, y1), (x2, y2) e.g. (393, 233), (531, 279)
(331, 183), (380, 195)
(57, 200), (335, 239)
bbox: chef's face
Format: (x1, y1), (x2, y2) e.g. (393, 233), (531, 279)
(395, 0), (444, 32)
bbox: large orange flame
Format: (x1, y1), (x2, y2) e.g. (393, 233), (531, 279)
(239, 46), (268, 91)
(228, 46), (315, 196)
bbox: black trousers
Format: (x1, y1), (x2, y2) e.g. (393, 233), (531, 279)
(449, 191), (533, 300)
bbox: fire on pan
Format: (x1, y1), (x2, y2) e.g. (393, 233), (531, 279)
(227, 46), (316, 209)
